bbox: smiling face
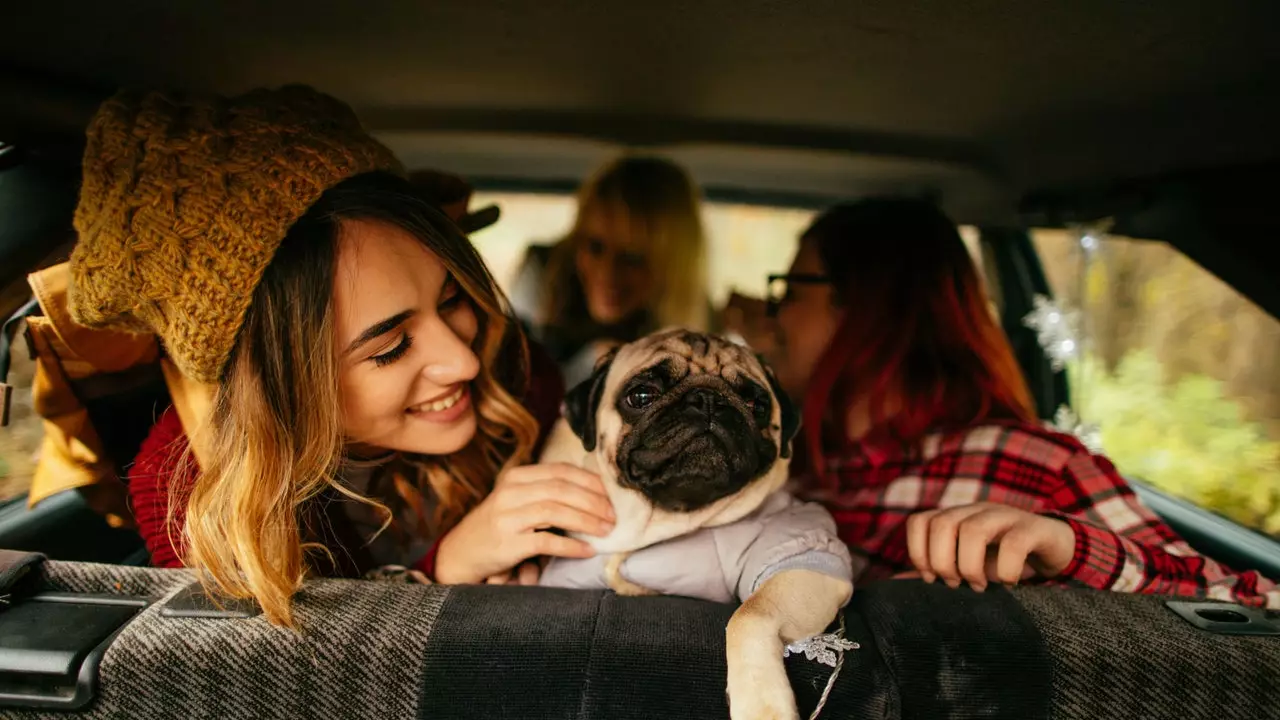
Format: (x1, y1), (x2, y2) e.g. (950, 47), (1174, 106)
(332, 218), (481, 455)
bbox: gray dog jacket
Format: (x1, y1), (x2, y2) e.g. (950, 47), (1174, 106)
(540, 491), (858, 603)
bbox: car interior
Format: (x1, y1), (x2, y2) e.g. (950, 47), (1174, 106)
(2, 1), (1280, 718)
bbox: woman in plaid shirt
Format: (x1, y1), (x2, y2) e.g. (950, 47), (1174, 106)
(730, 198), (1279, 607)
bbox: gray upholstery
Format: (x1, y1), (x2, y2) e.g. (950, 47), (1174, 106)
(15, 562), (448, 720)
(5, 560), (1280, 719)
(1013, 586), (1280, 720)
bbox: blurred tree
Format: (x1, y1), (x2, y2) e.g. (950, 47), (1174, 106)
(1078, 351), (1280, 536)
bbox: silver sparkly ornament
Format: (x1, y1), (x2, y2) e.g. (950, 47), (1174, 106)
(784, 615), (858, 720)
(784, 631), (860, 668)
(1022, 295), (1081, 372)
(1051, 405), (1103, 453)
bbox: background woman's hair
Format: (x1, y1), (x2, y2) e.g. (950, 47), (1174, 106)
(539, 155), (709, 332)
(799, 198), (1036, 477)
(177, 171), (538, 626)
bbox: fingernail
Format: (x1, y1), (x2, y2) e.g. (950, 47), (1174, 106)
(945, 578), (960, 589)
(922, 572), (936, 583)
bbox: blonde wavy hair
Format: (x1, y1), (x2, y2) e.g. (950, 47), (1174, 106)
(175, 172), (538, 627)
(541, 155), (708, 332)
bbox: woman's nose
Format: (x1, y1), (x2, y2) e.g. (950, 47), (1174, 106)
(421, 328), (480, 384)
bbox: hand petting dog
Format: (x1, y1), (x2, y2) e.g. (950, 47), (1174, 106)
(433, 463), (614, 585)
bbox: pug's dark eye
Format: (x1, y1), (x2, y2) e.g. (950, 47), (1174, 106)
(626, 385), (660, 409)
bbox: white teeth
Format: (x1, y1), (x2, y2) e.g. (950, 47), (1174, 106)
(411, 386), (465, 414)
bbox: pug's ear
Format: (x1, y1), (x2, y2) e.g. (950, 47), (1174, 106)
(758, 355), (800, 459)
(563, 350), (617, 452)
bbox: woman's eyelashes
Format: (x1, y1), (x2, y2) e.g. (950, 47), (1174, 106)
(370, 332), (414, 367)
(368, 279), (464, 368)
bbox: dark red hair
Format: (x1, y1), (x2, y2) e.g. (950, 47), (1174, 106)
(799, 199), (1036, 479)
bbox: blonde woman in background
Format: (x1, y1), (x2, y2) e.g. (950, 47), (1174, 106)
(513, 156), (710, 387)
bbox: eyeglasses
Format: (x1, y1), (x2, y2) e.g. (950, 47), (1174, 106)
(766, 273), (832, 316)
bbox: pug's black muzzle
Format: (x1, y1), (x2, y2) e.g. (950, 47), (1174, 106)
(616, 377), (779, 512)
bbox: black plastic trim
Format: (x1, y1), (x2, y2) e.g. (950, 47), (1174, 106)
(1165, 601), (1280, 636)
(0, 591), (149, 710)
(159, 581), (261, 619)
(979, 226), (1071, 418)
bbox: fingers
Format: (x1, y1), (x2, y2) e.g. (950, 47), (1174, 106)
(995, 522), (1041, 585)
(905, 510), (938, 583)
(924, 504), (989, 588)
(527, 531), (596, 560)
(955, 509), (1021, 592)
(515, 560), (541, 586)
(501, 477), (615, 525)
(505, 499), (614, 537)
(503, 463), (610, 497)
(483, 561), (541, 586)
(908, 503), (1061, 592)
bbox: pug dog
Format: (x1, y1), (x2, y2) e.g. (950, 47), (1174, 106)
(538, 329), (857, 720)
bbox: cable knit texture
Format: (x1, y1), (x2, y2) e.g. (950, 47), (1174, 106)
(68, 85), (402, 383)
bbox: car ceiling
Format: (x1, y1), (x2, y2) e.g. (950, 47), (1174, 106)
(5, 1), (1279, 201)
(3, 1), (1280, 310)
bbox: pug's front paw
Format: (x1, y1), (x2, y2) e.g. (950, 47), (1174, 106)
(726, 615), (798, 720)
(726, 653), (798, 720)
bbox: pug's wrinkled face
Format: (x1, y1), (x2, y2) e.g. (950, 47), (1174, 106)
(564, 329), (799, 513)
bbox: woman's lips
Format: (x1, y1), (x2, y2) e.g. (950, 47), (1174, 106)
(406, 384), (472, 423)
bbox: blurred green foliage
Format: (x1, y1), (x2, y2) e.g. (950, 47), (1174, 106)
(1074, 351), (1280, 536)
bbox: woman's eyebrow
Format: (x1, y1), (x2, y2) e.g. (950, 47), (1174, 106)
(345, 309), (415, 356)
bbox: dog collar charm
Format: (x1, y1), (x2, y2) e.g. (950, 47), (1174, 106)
(783, 631), (859, 667)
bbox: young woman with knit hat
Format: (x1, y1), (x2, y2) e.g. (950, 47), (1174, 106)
(69, 86), (615, 626)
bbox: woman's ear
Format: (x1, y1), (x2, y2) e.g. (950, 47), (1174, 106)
(759, 356), (801, 459)
(562, 349), (617, 452)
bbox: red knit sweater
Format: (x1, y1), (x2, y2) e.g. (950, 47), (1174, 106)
(128, 341), (566, 576)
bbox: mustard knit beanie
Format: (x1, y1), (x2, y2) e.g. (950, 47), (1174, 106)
(68, 85), (402, 383)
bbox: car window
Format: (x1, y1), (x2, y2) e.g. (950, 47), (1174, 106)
(1032, 229), (1280, 537)
(469, 191), (816, 310)
(0, 319), (40, 503)
(470, 191), (987, 315)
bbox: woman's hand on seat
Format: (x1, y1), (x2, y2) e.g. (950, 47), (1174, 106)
(903, 502), (1076, 591)
(433, 463), (616, 585)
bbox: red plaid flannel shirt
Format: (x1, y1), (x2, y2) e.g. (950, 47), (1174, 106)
(792, 420), (1280, 608)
